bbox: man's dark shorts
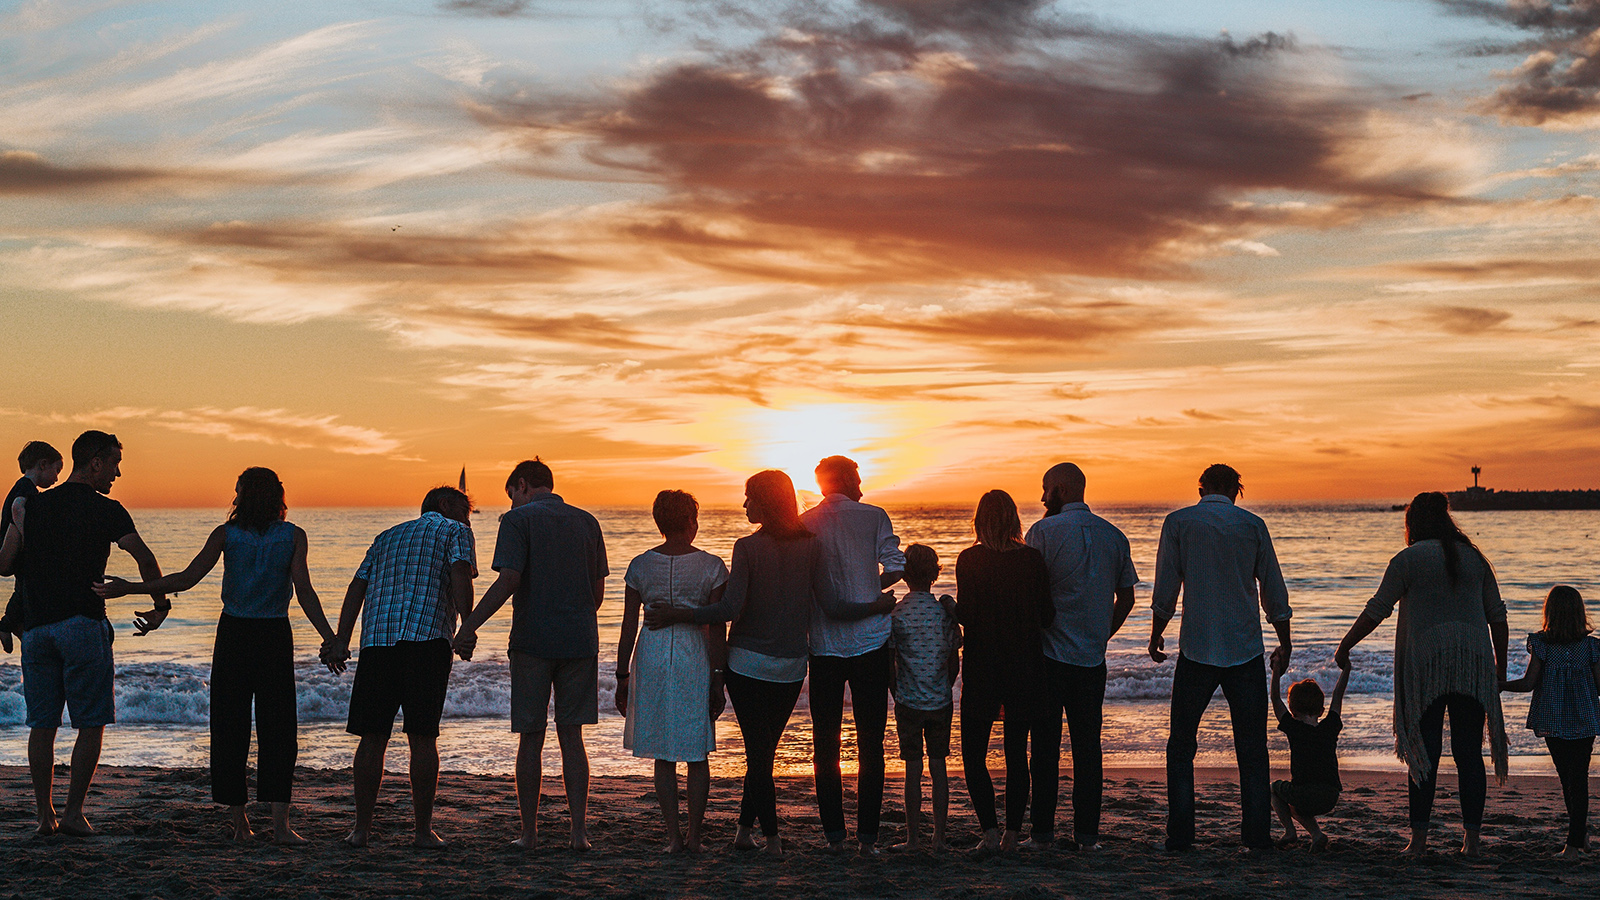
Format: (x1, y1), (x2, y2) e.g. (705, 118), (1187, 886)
(347, 638), (453, 739)
(895, 702), (952, 761)
(1272, 779), (1340, 817)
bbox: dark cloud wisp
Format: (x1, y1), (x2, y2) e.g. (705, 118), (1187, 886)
(474, 1), (1458, 282)
(1438, 0), (1600, 124)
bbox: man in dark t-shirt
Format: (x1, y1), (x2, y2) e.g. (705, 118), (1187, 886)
(1268, 654), (1350, 851)
(0, 431), (169, 838)
(0, 441), (65, 649)
(453, 458), (608, 852)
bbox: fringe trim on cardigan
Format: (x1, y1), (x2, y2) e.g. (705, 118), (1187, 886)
(1392, 627), (1509, 786)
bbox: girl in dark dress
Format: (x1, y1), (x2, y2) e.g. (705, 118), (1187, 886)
(955, 490), (1055, 852)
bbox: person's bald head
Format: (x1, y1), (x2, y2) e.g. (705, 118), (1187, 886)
(1042, 462), (1086, 514)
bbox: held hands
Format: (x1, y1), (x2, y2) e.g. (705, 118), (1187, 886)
(1269, 651), (1286, 678)
(133, 607), (168, 636)
(94, 576), (134, 600)
(452, 628), (478, 662)
(1333, 644), (1352, 671)
(1269, 643), (1292, 675)
(319, 639), (351, 674)
(1148, 632), (1167, 663)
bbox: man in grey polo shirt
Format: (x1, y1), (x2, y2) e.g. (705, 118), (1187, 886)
(1024, 462), (1137, 850)
(454, 458), (608, 851)
(1149, 463), (1291, 852)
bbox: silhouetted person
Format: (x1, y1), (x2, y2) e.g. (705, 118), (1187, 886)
(1024, 462), (1137, 849)
(326, 486), (476, 848)
(97, 467), (339, 844)
(957, 490), (1053, 853)
(1149, 463), (1290, 852)
(454, 459), (608, 851)
(1336, 491), (1507, 856)
(0, 431), (169, 837)
(802, 455), (905, 856)
(1, 440), (64, 652)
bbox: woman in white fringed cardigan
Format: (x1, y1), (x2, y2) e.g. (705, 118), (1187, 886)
(1336, 491), (1508, 858)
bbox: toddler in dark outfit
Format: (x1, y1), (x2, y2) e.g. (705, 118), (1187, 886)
(1270, 653), (1350, 851)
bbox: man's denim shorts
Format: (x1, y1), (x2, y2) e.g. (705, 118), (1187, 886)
(21, 615), (115, 729)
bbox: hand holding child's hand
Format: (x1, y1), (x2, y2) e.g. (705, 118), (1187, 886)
(1334, 645), (1352, 671)
(1270, 653), (1286, 677)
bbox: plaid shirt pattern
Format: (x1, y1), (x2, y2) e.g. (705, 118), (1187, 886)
(355, 512), (476, 648)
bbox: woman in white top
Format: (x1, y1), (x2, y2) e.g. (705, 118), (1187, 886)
(615, 490), (727, 853)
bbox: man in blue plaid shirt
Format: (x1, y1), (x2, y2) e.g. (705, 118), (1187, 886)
(327, 486), (476, 848)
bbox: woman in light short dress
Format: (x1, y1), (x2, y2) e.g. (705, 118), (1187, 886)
(615, 490), (728, 853)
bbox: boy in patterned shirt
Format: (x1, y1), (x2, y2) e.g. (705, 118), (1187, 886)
(890, 543), (960, 851)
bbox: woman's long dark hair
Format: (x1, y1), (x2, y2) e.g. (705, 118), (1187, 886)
(227, 467), (287, 534)
(1404, 491), (1484, 586)
(746, 470), (810, 541)
(973, 489), (1025, 550)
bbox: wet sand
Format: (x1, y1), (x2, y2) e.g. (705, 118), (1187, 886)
(0, 765), (1594, 898)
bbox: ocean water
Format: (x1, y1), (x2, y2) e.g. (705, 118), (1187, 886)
(1, 502), (1596, 779)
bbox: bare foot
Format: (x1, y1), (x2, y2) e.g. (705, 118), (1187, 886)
(999, 830), (1021, 853)
(1460, 831), (1481, 858)
(512, 833), (538, 850)
(684, 839), (706, 854)
(1276, 835), (1300, 849)
(931, 837), (949, 852)
(858, 843), (880, 859)
(230, 812), (254, 844)
(1309, 834), (1329, 853)
(343, 829), (370, 848)
(570, 836), (591, 852)
(733, 827), (759, 851)
(1557, 844), (1586, 859)
(1400, 838), (1426, 857)
(763, 836), (785, 858)
(888, 840), (921, 854)
(274, 829), (309, 846)
(35, 815), (58, 837)
(413, 830), (448, 849)
(823, 840), (848, 854)
(58, 813), (94, 838)
(664, 836), (686, 854)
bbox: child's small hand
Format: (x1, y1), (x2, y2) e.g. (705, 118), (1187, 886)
(1335, 652), (1352, 672)
(1270, 654), (1286, 677)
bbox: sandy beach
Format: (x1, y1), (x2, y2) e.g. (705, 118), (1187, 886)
(0, 764), (1593, 898)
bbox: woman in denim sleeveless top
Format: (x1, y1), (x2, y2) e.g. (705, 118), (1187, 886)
(98, 467), (338, 843)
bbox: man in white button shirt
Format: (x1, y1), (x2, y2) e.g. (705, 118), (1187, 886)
(801, 456), (905, 856)
(1024, 462), (1137, 850)
(1149, 464), (1291, 852)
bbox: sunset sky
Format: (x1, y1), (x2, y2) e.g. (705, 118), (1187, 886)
(2, 0), (1598, 508)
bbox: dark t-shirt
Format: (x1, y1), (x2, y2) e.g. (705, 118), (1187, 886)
(491, 493), (608, 659)
(16, 481), (137, 629)
(0, 477), (39, 631)
(954, 543), (1055, 716)
(1278, 709), (1343, 791)
(2, 476), (36, 536)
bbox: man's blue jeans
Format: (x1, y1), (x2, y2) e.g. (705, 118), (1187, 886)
(1165, 653), (1271, 849)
